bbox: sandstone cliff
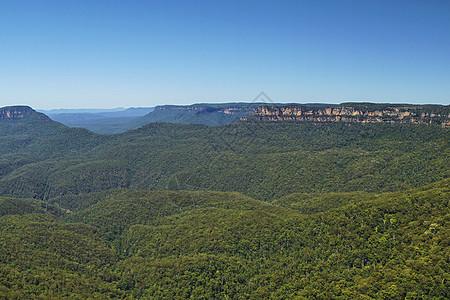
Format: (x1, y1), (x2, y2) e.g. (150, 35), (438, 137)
(0, 106), (51, 122)
(245, 104), (450, 127)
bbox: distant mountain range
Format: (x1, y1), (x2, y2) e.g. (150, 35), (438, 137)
(39, 107), (127, 114)
(1, 103), (448, 201)
(38, 107), (155, 134)
(38, 103), (276, 133)
(36, 102), (450, 134)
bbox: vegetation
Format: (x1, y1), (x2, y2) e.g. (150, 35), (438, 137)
(46, 103), (263, 134)
(1, 117), (448, 202)
(0, 180), (448, 298)
(0, 105), (449, 298)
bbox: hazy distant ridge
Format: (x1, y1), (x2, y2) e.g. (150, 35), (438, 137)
(32, 102), (450, 134)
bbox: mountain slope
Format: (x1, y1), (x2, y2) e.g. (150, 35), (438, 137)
(1, 112), (448, 201)
(112, 179), (449, 298)
(45, 103), (261, 134)
(0, 106), (109, 199)
(0, 213), (123, 298)
(128, 103), (258, 127)
(63, 189), (292, 239)
(0, 179), (448, 298)
(1, 103), (448, 298)
(44, 107), (155, 134)
(0, 106), (106, 158)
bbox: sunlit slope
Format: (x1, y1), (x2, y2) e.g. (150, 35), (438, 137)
(0, 196), (63, 217)
(91, 180), (450, 298)
(63, 189), (294, 238)
(0, 106), (108, 193)
(1, 120), (448, 201)
(0, 213), (123, 298)
(114, 179), (450, 298)
(0, 179), (448, 298)
(0, 106), (106, 158)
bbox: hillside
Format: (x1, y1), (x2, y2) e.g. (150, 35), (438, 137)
(0, 106), (108, 193)
(40, 102), (450, 134)
(0, 180), (448, 298)
(0, 104), (449, 298)
(0, 106), (448, 201)
(122, 102), (266, 131)
(113, 180), (449, 298)
(44, 103), (262, 134)
(0, 106), (105, 155)
(43, 107), (155, 134)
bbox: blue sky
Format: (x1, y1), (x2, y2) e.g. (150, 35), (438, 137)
(1, 0), (449, 109)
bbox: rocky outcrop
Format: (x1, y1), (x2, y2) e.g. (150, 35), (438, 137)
(0, 106), (50, 121)
(245, 104), (450, 127)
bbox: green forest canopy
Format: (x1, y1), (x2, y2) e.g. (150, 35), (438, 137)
(0, 106), (448, 298)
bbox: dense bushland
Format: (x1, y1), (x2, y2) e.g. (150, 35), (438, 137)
(0, 107), (448, 298)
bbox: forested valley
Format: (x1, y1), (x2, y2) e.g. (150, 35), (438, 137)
(0, 105), (448, 299)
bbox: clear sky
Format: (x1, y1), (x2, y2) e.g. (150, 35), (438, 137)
(1, 0), (449, 109)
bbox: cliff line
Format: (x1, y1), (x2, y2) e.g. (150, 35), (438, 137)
(245, 103), (450, 127)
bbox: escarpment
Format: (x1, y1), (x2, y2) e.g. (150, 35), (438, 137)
(245, 103), (450, 127)
(0, 106), (50, 121)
